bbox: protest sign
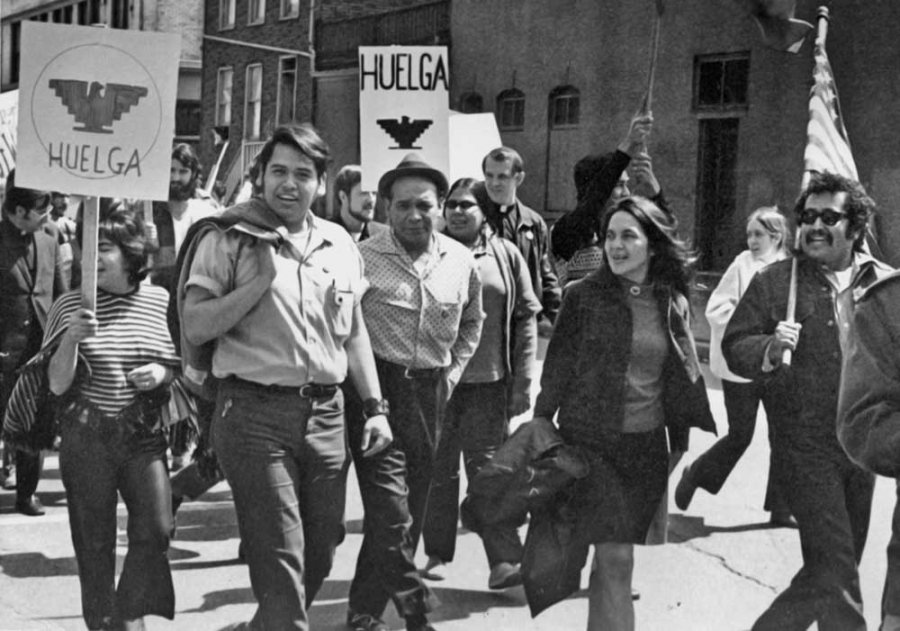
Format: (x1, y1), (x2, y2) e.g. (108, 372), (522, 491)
(17, 22), (180, 200)
(359, 46), (449, 191)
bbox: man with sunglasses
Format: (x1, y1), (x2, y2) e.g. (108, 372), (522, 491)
(0, 169), (68, 516)
(722, 171), (893, 631)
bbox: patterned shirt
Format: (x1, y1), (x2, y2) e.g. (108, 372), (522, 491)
(359, 230), (484, 385)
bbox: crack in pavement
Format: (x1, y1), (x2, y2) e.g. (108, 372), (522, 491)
(684, 541), (779, 593)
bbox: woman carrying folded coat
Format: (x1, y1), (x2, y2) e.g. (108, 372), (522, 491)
(533, 195), (716, 631)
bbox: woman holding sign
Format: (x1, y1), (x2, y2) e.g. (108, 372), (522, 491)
(43, 200), (189, 630)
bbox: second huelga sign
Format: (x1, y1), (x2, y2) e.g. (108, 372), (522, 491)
(359, 46), (450, 192)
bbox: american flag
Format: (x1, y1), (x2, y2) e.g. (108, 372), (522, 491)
(803, 37), (857, 182)
(802, 34), (881, 254)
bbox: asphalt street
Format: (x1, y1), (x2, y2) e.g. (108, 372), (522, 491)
(0, 357), (896, 630)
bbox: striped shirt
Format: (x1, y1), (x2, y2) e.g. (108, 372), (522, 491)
(42, 284), (180, 416)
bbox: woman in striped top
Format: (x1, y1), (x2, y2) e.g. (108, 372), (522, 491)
(45, 200), (181, 631)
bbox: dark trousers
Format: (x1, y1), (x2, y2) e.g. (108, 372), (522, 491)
(212, 381), (348, 631)
(14, 448), (43, 502)
(882, 481), (900, 624)
(348, 358), (443, 618)
(343, 379), (433, 618)
(424, 381), (522, 567)
(59, 417), (174, 629)
(690, 379), (787, 512)
(752, 431), (874, 631)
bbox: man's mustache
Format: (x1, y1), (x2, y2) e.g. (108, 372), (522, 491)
(805, 230), (833, 245)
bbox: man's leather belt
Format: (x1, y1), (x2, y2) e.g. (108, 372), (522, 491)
(225, 377), (339, 399)
(403, 367), (444, 380)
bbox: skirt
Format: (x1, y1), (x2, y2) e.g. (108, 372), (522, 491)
(572, 425), (669, 544)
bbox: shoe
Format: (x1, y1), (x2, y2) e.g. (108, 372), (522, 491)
(2, 465), (16, 490)
(15, 495), (45, 516)
(488, 561), (522, 589)
(769, 511), (798, 529)
(419, 555), (447, 581)
(347, 609), (388, 631)
(674, 464), (697, 511)
(404, 613), (436, 631)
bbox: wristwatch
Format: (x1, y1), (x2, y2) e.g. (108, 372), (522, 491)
(363, 397), (390, 419)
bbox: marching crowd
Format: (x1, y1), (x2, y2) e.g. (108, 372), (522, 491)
(2, 112), (900, 631)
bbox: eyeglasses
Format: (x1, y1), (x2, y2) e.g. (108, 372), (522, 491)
(797, 208), (846, 227)
(444, 200), (478, 211)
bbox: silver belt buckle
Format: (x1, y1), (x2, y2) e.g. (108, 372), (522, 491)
(298, 384), (315, 398)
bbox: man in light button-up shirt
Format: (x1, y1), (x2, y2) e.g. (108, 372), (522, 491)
(182, 125), (391, 631)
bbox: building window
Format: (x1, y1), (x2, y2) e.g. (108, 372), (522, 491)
(277, 57), (298, 125)
(110, 0), (129, 29)
(694, 53), (750, 111)
(219, 0), (235, 30)
(496, 89), (525, 131)
(175, 100), (202, 140)
(215, 67), (233, 127)
(459, 92), (483, 113)
(280, 0), (300, 19)
(244, 64), (263, 140)
(248, 0), (266, 25)
(549, 85), (580, 128)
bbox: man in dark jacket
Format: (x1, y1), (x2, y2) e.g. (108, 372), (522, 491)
(723, 171), (892, 631)
(482, 147), (560, 323)
(837, 270), (900, 631)
(0, 169), (68, 515)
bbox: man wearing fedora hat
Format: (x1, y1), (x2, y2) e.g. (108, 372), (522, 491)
(345, 153), (484, 631)
(0, 169), (68, 516)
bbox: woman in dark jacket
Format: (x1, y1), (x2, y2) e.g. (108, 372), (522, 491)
(533, 196), (715, 630)
(422, 178), (542, 588)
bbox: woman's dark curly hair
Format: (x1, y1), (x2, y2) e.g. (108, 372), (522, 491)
(599, 195), (697, 299)
(77, 198), (150, 287)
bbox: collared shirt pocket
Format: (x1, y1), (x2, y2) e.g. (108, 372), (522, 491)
(433, 300), (463, 345)
(329, 284), (355, 337)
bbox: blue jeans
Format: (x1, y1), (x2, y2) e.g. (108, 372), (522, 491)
(424, 380), (522, 567)
(212, 380), (348, 631)
(752, 431), (874, 631)
(60, 414), (174, 629)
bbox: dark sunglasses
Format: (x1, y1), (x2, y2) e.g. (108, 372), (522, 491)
(797, 208), (846, 227)
(444, 200), (479, 211)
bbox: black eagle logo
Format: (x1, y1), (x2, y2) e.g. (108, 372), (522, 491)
(48, 79), (148, 134)
(377, 116), (432, 149)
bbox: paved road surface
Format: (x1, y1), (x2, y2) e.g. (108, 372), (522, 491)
(0, 361), (895, 630)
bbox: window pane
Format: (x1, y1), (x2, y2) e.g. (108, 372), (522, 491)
(723, 58), (749, 105)
(281, 0), (300, 18)
(697, 61), (723, 107)
(278, 58), (297, 124)
(217, 69), (233, 126)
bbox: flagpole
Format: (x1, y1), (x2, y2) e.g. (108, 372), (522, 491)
(641, 1), (665, 115)
(784, 6), (830, 366)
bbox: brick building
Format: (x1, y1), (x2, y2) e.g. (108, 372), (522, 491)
(199, 0), (449, 212)
(1, 0), (206, 145)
